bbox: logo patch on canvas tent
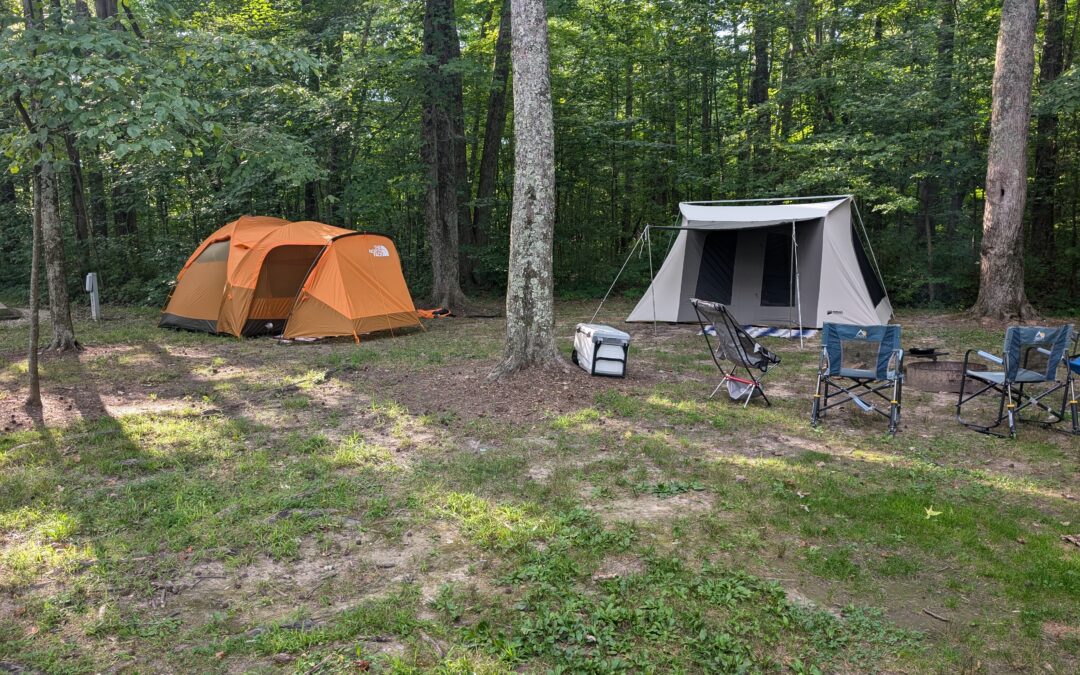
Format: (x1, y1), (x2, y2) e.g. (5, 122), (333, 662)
(369, 245), (390, 257)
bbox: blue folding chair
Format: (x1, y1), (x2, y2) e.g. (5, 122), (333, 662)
(957, 325), (1077, 437)
(811, 324), (903, 435)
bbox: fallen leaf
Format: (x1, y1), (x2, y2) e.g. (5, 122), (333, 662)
(1062, 534), (1080, 549)
(925, 506), (942, 519)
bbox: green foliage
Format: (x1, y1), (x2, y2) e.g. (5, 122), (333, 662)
(0, 0), (1078, 309)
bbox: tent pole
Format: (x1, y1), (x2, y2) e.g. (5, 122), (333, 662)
(590, 228), (645, 324)
(792, 220), (804, 350)
(647, 225), (657, 335)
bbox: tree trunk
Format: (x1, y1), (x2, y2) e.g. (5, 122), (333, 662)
(490, 0), (563, 378)
(422, 0), (469, 311)
(1029, 0), (1066, 271)
(86, 162), (108, 237)
(40, 160), (80, 351)
(472, 0), (512, 240)
(26, 171), (43, 409)
(64, 134), (92, 276)
(748, 10), (771, 171)
(974, 0), (1038, 321)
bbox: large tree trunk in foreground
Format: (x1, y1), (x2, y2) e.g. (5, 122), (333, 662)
(26, 172), (43, 408)
(422, 0), (470, 312)
(974, 0), (1038, 321)
(39, 160), (80, 350)
(490, 0), (562, 378)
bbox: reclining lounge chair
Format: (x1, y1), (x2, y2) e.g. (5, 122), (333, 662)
(690, 298), (781, 406)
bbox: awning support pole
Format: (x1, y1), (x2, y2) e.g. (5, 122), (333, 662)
(792, 220), (804, 350)
(647, 225), (657, 335)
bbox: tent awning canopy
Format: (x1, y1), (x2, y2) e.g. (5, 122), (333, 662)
(678, 198), (849, 230)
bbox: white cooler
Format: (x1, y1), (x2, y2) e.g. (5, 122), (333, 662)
(573, 323), (630, 377)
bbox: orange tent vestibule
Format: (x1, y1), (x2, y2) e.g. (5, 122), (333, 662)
(160, 215), (421, 339)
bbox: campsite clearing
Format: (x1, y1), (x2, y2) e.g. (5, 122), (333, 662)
(1, 301), (1078, 673)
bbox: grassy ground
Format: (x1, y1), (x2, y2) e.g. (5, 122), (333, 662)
(0, 300), (1078, 674)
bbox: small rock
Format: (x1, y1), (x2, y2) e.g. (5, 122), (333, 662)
(271, 654), (295, 664)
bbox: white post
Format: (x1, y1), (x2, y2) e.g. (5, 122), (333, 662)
(85, 272), (100, 321)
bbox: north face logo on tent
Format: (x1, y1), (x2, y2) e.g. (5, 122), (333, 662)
(856, 329), (868, 338)
(1035, 331), (1046, 341)
(369, 245), (389, 257)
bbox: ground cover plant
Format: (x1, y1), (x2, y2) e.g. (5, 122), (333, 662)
(1, 300), (1078, 673)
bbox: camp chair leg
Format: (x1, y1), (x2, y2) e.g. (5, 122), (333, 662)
(709, 380), (726, 399)
(888, 376), (902, 435)
(956, 374), (1012, 437)
(810, 369), (825, 427)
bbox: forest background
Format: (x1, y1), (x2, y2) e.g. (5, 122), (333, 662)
(2, 0), (1079, 312)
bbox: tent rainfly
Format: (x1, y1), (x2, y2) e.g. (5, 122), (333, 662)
(626, 196), (892, 328)
(160, 215), (421, 340)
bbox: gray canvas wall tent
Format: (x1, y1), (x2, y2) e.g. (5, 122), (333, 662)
(627, 196), (892, 327)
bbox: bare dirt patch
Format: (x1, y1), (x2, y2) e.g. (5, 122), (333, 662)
(594, 490), (715, 524)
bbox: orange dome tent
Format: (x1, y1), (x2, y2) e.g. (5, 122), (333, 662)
(160, 215), (421, 340)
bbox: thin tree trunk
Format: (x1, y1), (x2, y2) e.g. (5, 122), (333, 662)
(490, 0), (563, 378)
(472, 0), (512, 239)
(1029, 0), (1066, 272)
(86, 162), (108, 237)
(26, 171), (43, 409)
(422, 0), (470, 311)
(64, 134), (92, 276)
(40, 160), (80, 350)
(974, 0), (1038, 321)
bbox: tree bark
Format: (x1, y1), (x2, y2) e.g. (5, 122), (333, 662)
(422, 0), (469, 311)
(1029, 0), (1066, 270)
(472, 1), (512, 241)
(974, 0), (1038, 321)
(40, 160), (80, 350)
(490, 0), (563, 378)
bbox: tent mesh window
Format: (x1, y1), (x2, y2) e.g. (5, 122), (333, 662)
(196, 240), (230, 263)
(695, 231), (738, 304)
(760, 230), (795, 307)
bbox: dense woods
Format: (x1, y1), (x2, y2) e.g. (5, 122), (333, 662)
(3, 0), (1080, 313)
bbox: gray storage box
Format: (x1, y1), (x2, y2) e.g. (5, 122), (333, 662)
(573, 323), (630, 377)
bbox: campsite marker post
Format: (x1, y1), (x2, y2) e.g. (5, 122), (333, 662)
(85, 273), (100, 321)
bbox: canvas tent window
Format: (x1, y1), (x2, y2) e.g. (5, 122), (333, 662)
(760, 229), (796, 307)
(196, 240), (230, 264)
(695, 231), (737, 304)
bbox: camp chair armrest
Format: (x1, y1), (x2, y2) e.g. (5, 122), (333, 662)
(971, 349), (1003, 365)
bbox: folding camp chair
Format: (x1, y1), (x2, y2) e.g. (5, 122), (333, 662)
(956, 325), (1078, 438)
(690, 298), (781, 406)
(811, 324), (903, 434)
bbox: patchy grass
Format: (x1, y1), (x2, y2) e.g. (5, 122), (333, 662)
(0, 302), (1078, 672)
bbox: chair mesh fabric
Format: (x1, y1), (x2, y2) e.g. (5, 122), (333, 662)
(1003, 326), (1072, 382)
(822, 324), (901, 380)
(693, 299), (777, 371)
